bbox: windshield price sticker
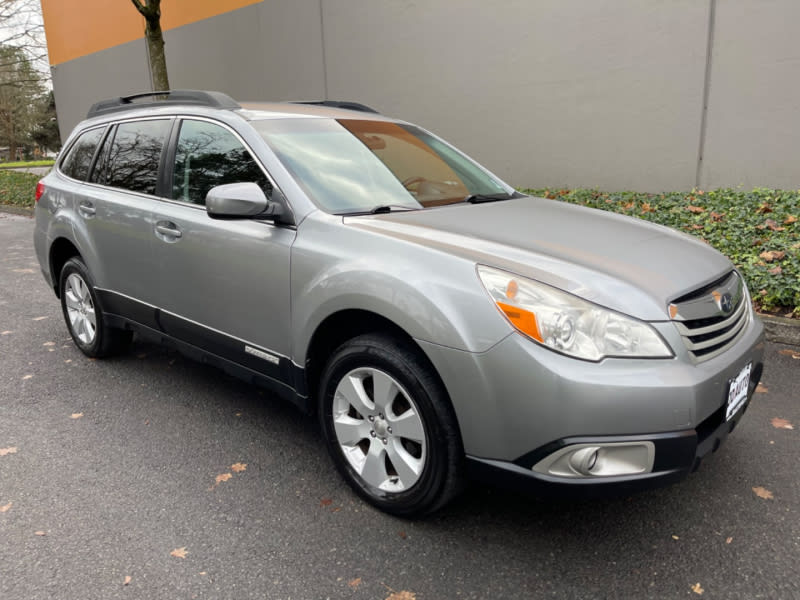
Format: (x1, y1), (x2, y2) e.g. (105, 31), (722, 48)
(726, 363), (752, 421)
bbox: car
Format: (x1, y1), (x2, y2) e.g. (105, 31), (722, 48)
(33, 90), (765, 516)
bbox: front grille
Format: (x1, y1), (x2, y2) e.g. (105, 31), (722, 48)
(670, 271), (750, 362)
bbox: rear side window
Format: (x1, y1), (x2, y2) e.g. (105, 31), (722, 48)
(60, 127), (104, 181)
(171, 119), (271, 205)
(106, 119), (171, 196)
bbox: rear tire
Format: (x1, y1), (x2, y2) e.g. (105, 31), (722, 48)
(318, 333), (463, 516)
(59, 257), (132, 358)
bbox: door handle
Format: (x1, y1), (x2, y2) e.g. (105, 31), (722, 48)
(78, 202), (96, 217)
(155, 222), (182, 239)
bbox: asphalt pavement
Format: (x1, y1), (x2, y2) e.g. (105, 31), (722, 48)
(1, 212), (799, 600)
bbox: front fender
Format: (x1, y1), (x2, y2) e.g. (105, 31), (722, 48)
(290, 214), (512, 364)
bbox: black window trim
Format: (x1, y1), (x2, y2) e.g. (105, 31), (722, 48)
(58, 116), (175, 201)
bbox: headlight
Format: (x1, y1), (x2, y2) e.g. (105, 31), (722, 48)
(477, 266), (673, 361)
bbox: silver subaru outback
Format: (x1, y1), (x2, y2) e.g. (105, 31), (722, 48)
(34, 90), (764, 516)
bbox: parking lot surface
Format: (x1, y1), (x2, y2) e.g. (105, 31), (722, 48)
(1, 213), (798, 599)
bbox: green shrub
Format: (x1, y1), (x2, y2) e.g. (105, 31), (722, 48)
(0, 171), (40, 208)
(523, 188), (799, 316)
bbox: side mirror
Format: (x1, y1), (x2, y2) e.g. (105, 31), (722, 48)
(205, 182), (285, 220)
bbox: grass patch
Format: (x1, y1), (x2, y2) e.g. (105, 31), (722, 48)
(0, 170), (40, 208)
(523, 188), (800, 316)
(0, 160), (55, 169)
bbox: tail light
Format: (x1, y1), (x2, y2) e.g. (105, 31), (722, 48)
(35, 181), (45, 203)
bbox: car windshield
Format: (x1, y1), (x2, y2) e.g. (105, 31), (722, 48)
(253, 118), (514, 214)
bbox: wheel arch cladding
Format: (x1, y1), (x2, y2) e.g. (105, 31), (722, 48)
(49, 237), (81, 297)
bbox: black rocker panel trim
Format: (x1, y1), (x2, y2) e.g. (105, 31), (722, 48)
(97, 289), (311, 413)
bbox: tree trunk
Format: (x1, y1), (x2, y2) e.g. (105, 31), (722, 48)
(130, 0), (170, 91)
(144, 14), (169, 91)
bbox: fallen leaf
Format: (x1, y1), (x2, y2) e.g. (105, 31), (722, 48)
(34, 531), (46, 536)
(778, 349), (800, 359)
(756, 383), (768, 393)
(320, 498), (333, 507)
(348, 578), (362, 590)
(64, 359), (72, 363)
(398, 531), (407, 539)
(771, 417), (794, 430)
(726, 537), (733, 544)
(70, 413), (84, 419)
(386, 592), (416, 600)
(199, 572), (207, 576)
(784, 215), (798, 225)
(752, 486), (774, 500)
(691, 582), (704, 595)
(764, 219), (785, 232)
(759, 250), (786, 262)
(22, 375), (32, 380)
(622, 201), (636, 210)
(1, 330), (11, 335)
(42, 342), (55, 347)
(31, 316), (48, 321)
(12, 268), (34, 273)
(756, 203), (773, 214)
(215, 473), (232, 484)
(710, 211), (725, 221)
(123, 576), (131, 586)
(640, 202), (655, 213)
(231, 462), (247, 473)
(170, 547), (188, 559)
(0, 447), (18, 456)
(759, 289), (768, 296)
(136, 353), (147, 359)
(768, 266), (782, 275)
(687, 205), (705, 213)
(0, 502), (12, 512)
(688, 224), (704, 230)
(671, 535), (679, 540)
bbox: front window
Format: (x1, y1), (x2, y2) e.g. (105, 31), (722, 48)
(172, 119), (272, 205)
(253, 118), (513, 214)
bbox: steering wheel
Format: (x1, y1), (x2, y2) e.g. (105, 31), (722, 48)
(401, 176), (426, 192)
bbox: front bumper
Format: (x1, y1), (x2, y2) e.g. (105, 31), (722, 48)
(416, 311), (765, 497)
(465, 361), (761, 499)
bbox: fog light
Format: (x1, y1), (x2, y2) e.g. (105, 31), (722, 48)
(532, 441), (655, 478)
(568, 446), (600, 475)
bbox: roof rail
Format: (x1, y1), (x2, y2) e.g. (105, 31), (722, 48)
(289, 100), (380, 114)
(87, 89), (241, 119)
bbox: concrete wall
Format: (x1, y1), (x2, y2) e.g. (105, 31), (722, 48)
(48, 0), (800, 192)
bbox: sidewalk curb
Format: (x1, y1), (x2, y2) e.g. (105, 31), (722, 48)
(0, 204), (33, 217)
(759, 313), (800, 347)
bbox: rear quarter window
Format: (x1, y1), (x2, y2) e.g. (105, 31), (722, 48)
(60, 127), (105, 181)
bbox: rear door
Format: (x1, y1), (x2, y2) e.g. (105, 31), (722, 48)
(67, 118), (172, 322)
(151, 117), (295, 383)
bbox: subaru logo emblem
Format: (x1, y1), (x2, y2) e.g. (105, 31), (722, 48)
(720, 292), (733, 314)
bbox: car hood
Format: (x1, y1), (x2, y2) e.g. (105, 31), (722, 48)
(348, 196), (733, 321)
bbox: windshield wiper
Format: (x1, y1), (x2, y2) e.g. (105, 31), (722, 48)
(463, 193), (516, 204)
(369, 204), (418, 214)
(337, 205), (419, 216)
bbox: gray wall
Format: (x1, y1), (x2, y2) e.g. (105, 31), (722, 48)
(51, 0), (800, 192)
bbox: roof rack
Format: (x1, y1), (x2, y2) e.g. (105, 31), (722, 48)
(87, 90), (241, 119)
(289, 100), (379, 114)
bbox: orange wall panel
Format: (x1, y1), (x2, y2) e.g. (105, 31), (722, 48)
(41, 0), (263, 66)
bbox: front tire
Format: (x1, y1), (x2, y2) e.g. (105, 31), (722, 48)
(319, 333), (463, 516)
(59, 257), (132, 358)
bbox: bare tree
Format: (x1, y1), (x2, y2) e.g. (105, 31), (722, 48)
(0, 0), (48, 72)
(130, 0), (170, 91)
